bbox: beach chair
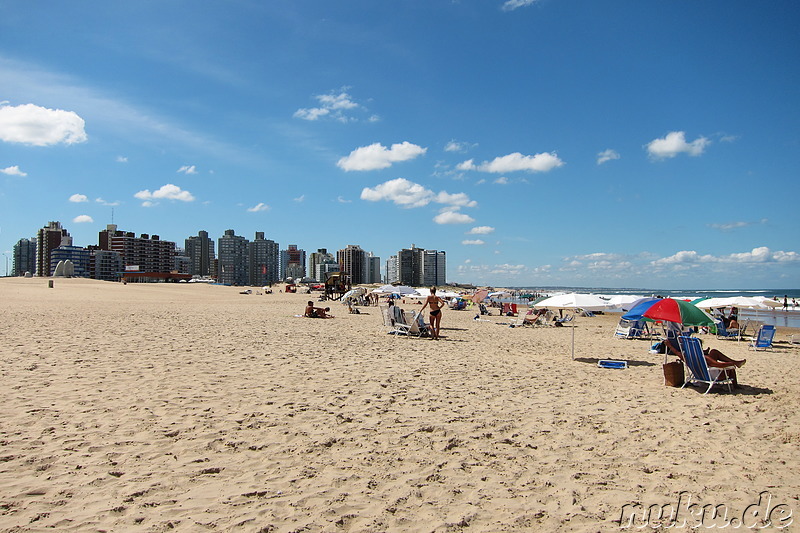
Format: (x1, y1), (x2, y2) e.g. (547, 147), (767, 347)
(748, 325), (775, 351)
(714, 319), (740, 340)
(397, 310), (429, 337)
(554, 314), (573, 326)
(512, 308), (537, 327)
(381, 305), (411, 336)
(678, 336), (735, 394)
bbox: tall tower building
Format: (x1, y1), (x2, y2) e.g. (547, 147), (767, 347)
(249, 232), (279, 286)
(337, 244), (366, 285)
(309, 248), (338, 282)
(218, 229), (249, 286)
(366, 252), (382, 284)
(185, 230), (215, 277)
(13, 237), (37, 276)
(280, 244), (306, 281)
(423, 249), (446, 286)
(36, 221), (71, 276)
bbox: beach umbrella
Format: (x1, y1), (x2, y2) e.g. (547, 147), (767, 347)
(642, 298), (714, 327)
(534, 292), (610, 311)
(620, 298), (660, 321)
(488, 290), (513, 300)
(606, 294), (646, 310)
(534, 293), (610, 359)
(470, 289), (489, 303)
(341, 287), (366, 301)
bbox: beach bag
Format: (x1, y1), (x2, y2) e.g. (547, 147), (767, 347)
(663, 361), (684, 387)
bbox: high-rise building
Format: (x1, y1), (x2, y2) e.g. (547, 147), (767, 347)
(13, 237), (37, 276)
(423, 249), (446, 286)
(280, 245), (306, 281)
(218, 229), (249, 286)
(395, 244), (446, 286)
(386, 255), (398, 284)
(337, 244), (366, 284)
(308, 248), (337, 282)
(249, 232), (279, 286)
(98, 224), (176, 274)
(36, 221), (71, 276)
(185, 230), (215, 277)
(366, 252), (382, 284)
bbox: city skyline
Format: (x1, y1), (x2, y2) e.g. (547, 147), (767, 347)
(1, 2), (798, 289)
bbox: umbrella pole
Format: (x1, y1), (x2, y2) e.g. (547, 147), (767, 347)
(571, 315), (575, 360)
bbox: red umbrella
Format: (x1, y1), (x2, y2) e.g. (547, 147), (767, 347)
(642, 298), (714, 327)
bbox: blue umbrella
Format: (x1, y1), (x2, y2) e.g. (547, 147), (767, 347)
(621, 298), (659, 321)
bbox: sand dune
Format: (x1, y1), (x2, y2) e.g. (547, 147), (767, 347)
(0, 278), (797, 531)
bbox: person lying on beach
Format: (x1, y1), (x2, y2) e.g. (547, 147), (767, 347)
(305, 301), (333, 318)
(664, 337), (746, 368)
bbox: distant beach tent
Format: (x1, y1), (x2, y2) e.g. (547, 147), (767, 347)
(695, 296), (775, 310)
(487, 291), (513, 300)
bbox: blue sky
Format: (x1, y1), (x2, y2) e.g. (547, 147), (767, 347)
(1, 0), (798, 289)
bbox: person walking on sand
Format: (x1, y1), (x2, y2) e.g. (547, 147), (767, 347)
(421, 286), (445, 339)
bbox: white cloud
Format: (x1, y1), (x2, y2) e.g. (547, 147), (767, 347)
(493, 176), (509, 185)
(445, 140), (477, 153)
(434, 208), (475, 225)
(69, 193), (88, 203)
(247, 202), (270, 212)
(468, 226), (495, 235)
(294, 90), (369, 123)
(294, 195), (305, 202)
(651, 247), (800, 267)
(597, 149), (620, 165)
(460, 151), (564, 173)
(708, 219), (767, 231)
(116, 156), (128, 163)
(462, 239), (485, 245)
(134, 183), (195, 204)
(337, 196), (352, 204)
(434, 191), (477, 208)
(646, 131), (710, 159)
(72, 214), (93, 223)
(0, 165), (27, 176)
(361, 178), (477, 210)
(337, 141), (426, 171)
(95, 198), (120, 206)
(361, 178), (434, 208)
(0, 102), (87, 146)
(177, 165), (198, 175)
(502, 0), (538, 11)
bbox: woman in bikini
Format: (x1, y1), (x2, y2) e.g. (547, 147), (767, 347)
(421, 286), (445, 339)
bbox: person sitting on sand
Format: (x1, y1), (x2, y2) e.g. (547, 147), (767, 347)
(305, 301), (333, 318)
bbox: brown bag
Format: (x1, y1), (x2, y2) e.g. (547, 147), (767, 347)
(663, 361), (684, 387)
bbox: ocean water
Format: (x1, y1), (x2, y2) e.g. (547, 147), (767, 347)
(509, 287), (800, 329)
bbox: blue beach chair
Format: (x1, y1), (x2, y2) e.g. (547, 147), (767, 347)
(748, 325), (775, 351)
(678, 336), (735, 394)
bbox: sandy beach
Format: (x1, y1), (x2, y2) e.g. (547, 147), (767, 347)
(1, 278), (798, 532)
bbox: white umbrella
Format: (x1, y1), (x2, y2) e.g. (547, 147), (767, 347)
(341, 287), (366, 301)
(373, 284), (417, 295)
(534, 293), (610, 359)
(606, 294), (647, 310)
(534, 292), (610, 311)
(488, 291), (512, 300)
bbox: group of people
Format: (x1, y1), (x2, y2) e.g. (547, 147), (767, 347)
(385, 287), (446, 340)
(304, 301), (333, 319)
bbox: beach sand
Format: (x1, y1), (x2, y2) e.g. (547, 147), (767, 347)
(1, 278), (798, 532)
